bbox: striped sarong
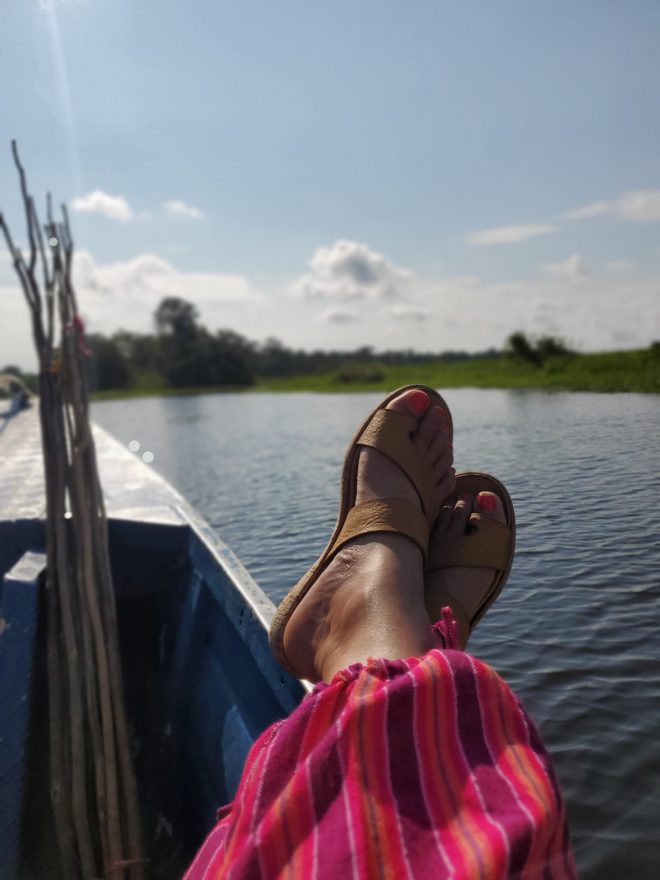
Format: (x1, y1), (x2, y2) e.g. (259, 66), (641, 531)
(184, 648), (577, 879)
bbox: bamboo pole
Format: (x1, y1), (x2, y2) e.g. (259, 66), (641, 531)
(1, 142), (145, 879)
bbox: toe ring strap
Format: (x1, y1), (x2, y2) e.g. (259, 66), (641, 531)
(329, 498), (430, 563)
(429, 515), (512, 571)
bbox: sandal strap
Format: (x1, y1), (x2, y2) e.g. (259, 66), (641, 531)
(329, 498), (430, 562)
(428, 515), (512, 571)
(357, 409), (437, 519)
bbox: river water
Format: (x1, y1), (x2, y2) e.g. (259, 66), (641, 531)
(92, 388), (660, 879)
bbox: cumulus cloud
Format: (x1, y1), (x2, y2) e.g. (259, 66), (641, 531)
(164, 199), (203, 220)
(322, 308), (360, 324)
(385, 305), (431, 321)
(466, 224), (558, 246)
(542, 254), (589, 277)
(71, 190), (134, 222)
(292, 240), (413, 300)
(67, 250), (261, 341)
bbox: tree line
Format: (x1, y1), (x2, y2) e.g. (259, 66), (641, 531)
(77, 296), (503, 391)
(2, 295), (579, 394)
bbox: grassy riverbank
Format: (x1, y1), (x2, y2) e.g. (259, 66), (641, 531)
(89, 348), (660, 399)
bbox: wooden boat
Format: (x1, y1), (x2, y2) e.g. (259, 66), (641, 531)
(0, 410), (307, 878)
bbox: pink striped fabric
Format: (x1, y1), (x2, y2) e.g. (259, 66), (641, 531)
(184, 647), (577, 879)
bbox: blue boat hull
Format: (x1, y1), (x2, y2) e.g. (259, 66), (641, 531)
(0, 414), (307, 878)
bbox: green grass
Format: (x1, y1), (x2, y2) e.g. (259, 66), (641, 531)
(89, 349), (660, 400)
(255, 350), (660, 394)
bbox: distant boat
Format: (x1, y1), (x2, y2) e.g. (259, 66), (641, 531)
(0, 410), (307, 878)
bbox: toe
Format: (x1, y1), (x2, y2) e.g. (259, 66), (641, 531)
(432, 445), (453, 482)
(474, 491), (506, 525)
(385, 387), (430, 418)
(448, 493), (474, 537)
(428, 429), (451, 463)
(414, 404), (446, 450)
(435, 467), (456, 499)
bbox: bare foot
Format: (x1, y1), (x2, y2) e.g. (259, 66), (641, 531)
(283, 388), (455, 682)
(425, 491), (507, 648)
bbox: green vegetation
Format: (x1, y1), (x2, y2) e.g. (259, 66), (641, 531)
(88, 341), (660, 397)
(254, 347), (660, 394)
(5, 299), (658, 399)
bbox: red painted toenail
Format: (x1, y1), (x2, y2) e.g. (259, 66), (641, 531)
(408, 390), (429, 413)
(477, 493), (497, 512)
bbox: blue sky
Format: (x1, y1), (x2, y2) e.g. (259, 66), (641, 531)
(2, 0), (659, 369)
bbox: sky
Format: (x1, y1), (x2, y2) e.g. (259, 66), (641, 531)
(1, 0), (660, 370)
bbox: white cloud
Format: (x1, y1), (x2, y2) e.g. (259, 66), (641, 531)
(292, 240), (413, 300)
(164, 200), (203, 220)
(71, 190), (134, 222)
(564, 190), (660, 224)
(618, 190), (660, 222)
(606, 260), (635, 273)
(385, 305), (431, 321)
(562, 201), (612, 221)
(542, 254), (589, 277)
(466, 223), (558, 246)
(63, 251), (263, 348)
(322, 309), (360, 324)
(2, 242), (658, 373)
(72, 250), (259, 312)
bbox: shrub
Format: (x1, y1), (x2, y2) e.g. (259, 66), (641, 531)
(334, 361), (386, 384)
(536, 335), (574, 360)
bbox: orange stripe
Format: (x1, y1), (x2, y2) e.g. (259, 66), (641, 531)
(435, 652), (506, 879)
(358, 671), (408, 879)
(421, 654), (484, 877)
(479, 662), (556, 876)
(350, 672), (383, 877)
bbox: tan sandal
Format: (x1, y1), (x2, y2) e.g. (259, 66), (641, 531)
(425, 472), (516, 647)
(269, 384), (453, 675)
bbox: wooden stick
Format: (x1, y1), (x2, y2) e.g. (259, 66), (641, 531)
(2, 143), (145, 879)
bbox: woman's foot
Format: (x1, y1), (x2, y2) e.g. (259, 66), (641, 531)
(283, 388), (455, 682)
(426, 491), (508, 648)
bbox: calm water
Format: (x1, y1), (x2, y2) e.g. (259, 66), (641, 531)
(92, 389), (660, 879)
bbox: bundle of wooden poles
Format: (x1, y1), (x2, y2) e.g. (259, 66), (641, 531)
(0, 143), (144, 879)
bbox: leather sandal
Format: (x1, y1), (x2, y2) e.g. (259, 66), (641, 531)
(425, 472), (516, 648)
(269, 384), (453, 675)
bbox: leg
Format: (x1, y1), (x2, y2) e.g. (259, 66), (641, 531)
(283, 387), (454, 681)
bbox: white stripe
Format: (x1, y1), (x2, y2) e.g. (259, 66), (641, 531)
(184, 820), (226, 879)
(306, 755), (319, 880)
(466, 654), (534, 865)
(382, 679), (415, 880)
(224, 724), (282, 880)
(251, 724), (283, 835)
(406, 668), (454, 876)
(198, 822), (230, 880)
(440, 651), (490, 880)
(517, 706), (569, 878)
(253, 723), (286, 876)
(304, 695), (322, 880)
(336, 716), (360, 880)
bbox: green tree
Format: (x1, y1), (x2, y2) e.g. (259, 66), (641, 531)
(86, 334), (132, 391)
(505, 332), (542, 367)
(154, 297), (200, 341)
(153, 297), (253, 387)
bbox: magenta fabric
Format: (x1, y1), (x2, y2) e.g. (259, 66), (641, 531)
(184, 644), (577, 880)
